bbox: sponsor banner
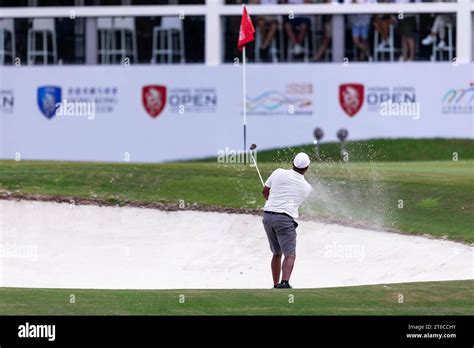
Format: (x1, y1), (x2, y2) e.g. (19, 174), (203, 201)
(0, 63), (472, 163)
(339, 83), (417, 117)
(64, 86), (118, 114)
(36, 85), (118, 119)
(142, 85), (217, 118)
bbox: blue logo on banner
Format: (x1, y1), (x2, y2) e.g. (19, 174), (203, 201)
(37, 86), (61, 119)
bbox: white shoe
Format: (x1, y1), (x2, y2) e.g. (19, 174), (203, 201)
(368, 56), (373, 62)
(293, 44), (303, 55)
(398, 56), (404, 62)
(377, 41), (387, 50)
(422, 35), (434, 46)
(437, 40), (446, 49)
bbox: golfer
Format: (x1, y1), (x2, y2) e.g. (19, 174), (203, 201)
(262, 152), (312, 289)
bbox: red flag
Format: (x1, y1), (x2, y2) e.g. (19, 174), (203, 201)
(237, 6), (255, 51)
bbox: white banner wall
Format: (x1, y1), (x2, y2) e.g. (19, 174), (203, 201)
(0, 63), (472, 162)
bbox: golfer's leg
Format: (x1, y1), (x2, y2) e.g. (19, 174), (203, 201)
(274, 215), (297, 283)
(263, 215), (283, 286)
(271, 254), (282, 286)
(281, 254), (295, 282)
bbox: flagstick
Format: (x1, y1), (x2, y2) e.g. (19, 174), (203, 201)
(242, 45), (247, 154)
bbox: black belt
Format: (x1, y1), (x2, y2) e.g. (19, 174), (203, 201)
(264, 211), (293, 219)
(264, 211), (298, 227)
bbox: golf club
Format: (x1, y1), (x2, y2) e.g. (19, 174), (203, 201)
(249, 143), (265, 187)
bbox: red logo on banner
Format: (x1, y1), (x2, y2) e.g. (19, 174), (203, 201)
(142, 85), (167, 118)
(339, 83), (364, 117)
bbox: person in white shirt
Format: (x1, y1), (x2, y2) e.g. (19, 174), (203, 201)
(262, 152), (312, 289)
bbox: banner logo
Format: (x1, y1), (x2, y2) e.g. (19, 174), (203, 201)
(339, 83), (364, 117)
(142, 85), (167, 118)
(168, 88), (217, 113)
(37, 86), (62, 119)
(247, 83), (313, 116)
(442, 84), (474, 115)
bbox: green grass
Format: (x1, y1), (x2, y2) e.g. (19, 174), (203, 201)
(0, 280), (472, 315)
(1, 139), (472, 316)
(195, 138), (474, 163)
(0, 159), (473, 242)
(249, 138), (474, 163)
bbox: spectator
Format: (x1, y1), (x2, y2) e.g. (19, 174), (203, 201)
(283, 0), (312, 56)
(345, 0), (373, 61)
(312, 0), (333, 61)
(421, 0), (455, 49)
(373, 0), (396, 50)
(251, 0), (280, 61)
(395, 0), (417, 61)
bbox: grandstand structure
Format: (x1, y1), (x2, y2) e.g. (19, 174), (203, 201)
(0, 1), (472, 163)
(0, 0), (473, 65)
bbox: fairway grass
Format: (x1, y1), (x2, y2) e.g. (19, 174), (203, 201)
(198, 138), (474, 163)
(251, 138), (474, 163)
(0, 281), (472, 315)
(0, 159), (473, 242)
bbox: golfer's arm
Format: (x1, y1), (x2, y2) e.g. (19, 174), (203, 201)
(262, 186), (270, 201)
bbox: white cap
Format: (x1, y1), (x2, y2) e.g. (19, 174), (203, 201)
(293, 152), (310, 169)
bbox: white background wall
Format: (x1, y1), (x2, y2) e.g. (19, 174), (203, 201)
(1, 63), (472, 162)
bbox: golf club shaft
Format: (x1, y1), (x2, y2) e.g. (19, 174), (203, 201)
(250, 153), (265, 187)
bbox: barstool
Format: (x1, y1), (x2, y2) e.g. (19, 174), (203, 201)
(431, 23), (454, 62)
(110, 17), (138, 64)
(0, 19), (15, 65)
(374, 24), (396, 62)
(97, 17), (113, 64)
(27, 18), (57, 65)
(151, 17), (185, 64)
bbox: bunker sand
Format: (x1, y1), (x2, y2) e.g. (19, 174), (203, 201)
(1, 200), (472, 289)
